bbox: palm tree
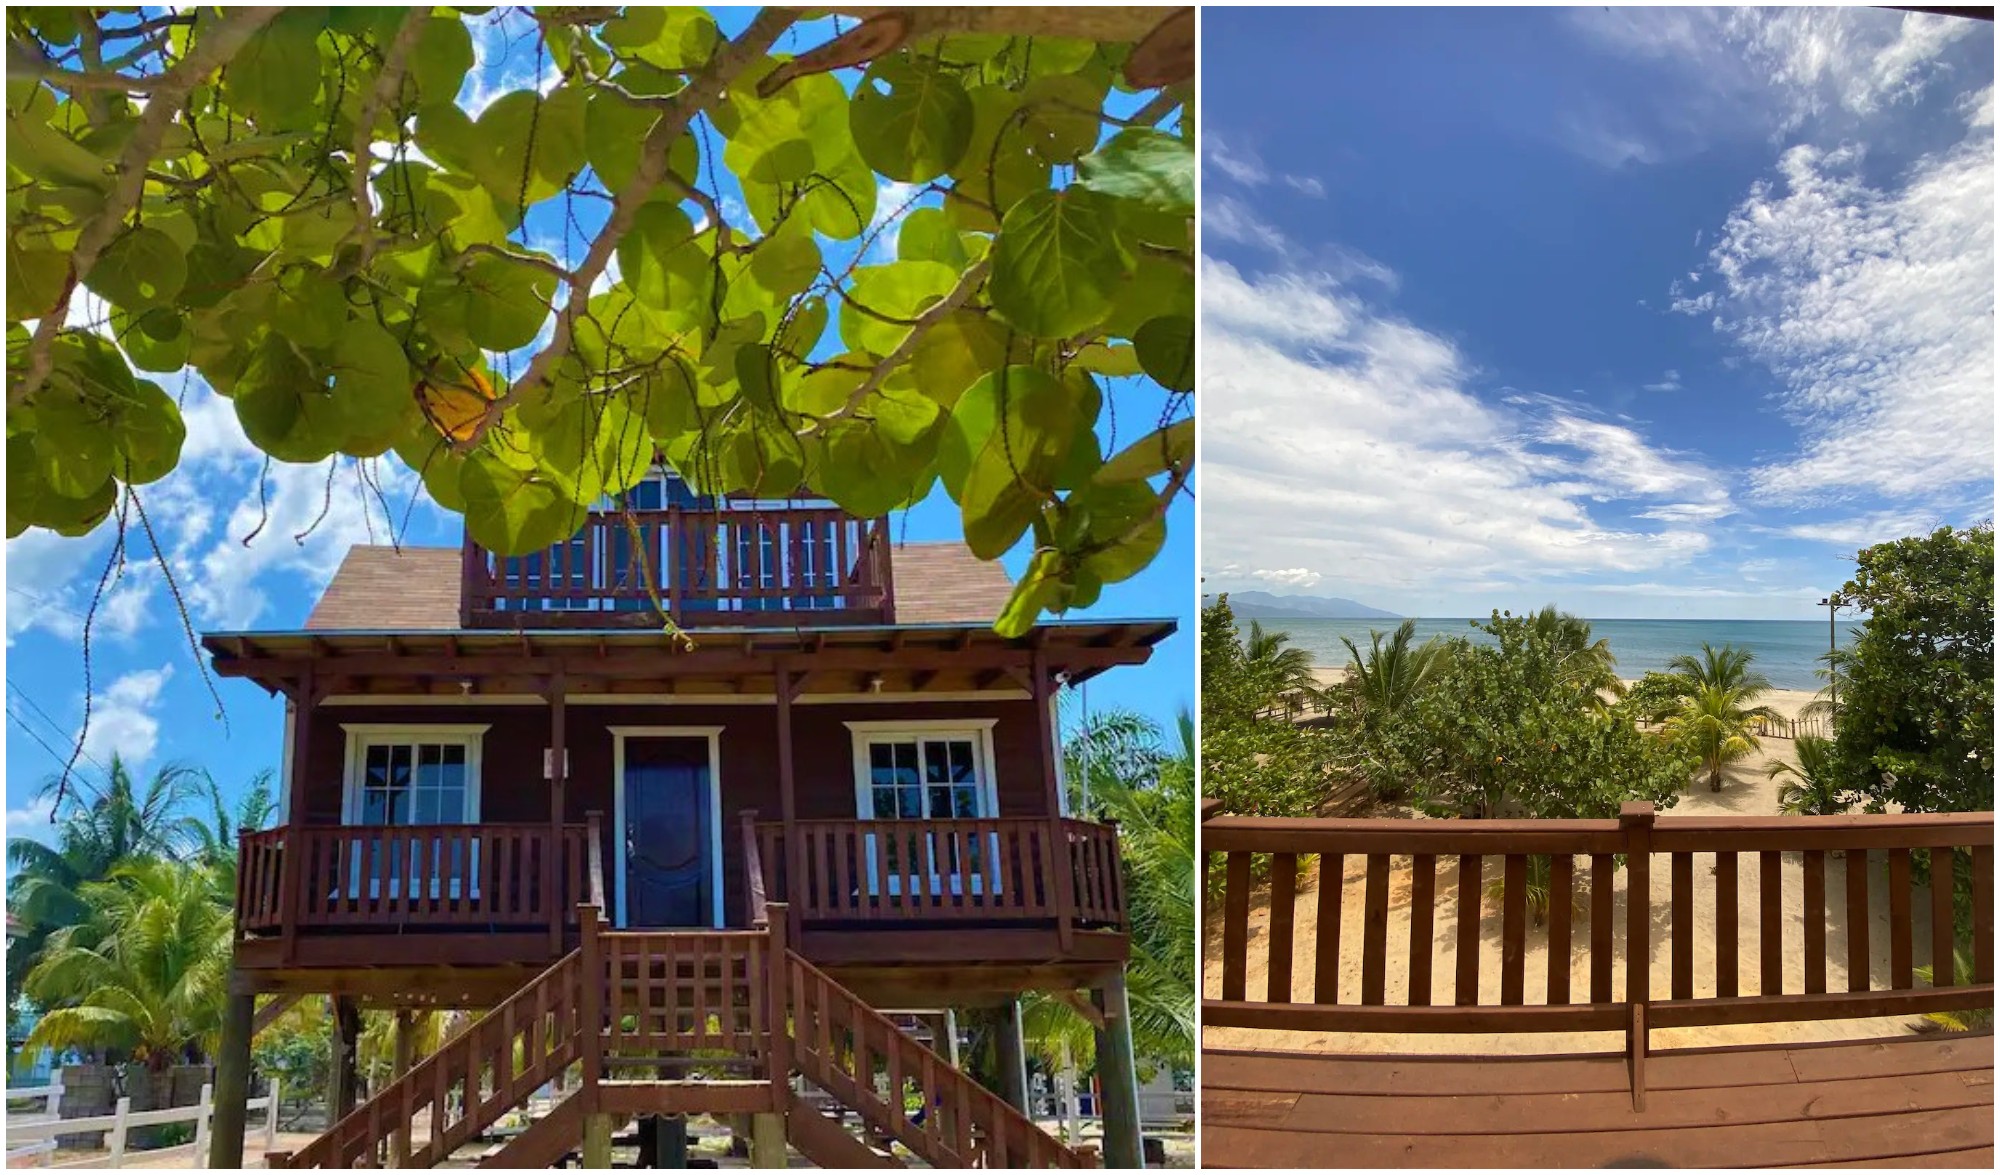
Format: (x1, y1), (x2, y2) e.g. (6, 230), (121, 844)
(1243, 621), (1319, 711)
(186, 769), (278, 897)
(1655, 643), (1782, 792)
(23, 858), (234, 1068)
(1522, 605), (1623, 704)
(1338, 619), (1445, 721)
(7, 757), (207, 1003)
(1768, 735), (1849, 815)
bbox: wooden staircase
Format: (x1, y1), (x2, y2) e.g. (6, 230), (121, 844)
(268, 904), (1089, 1169)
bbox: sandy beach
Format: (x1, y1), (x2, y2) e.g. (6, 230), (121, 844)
(1202, 670), (1937, 1056)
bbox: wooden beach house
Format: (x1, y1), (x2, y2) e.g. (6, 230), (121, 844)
(202, 472), (1174, 1168)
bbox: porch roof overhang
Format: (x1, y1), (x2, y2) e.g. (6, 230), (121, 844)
(201, 618), (1176, 698)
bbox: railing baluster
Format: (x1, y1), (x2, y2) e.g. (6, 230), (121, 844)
(1221, 851), (1250, 1002)
(1846, 847), (1871, 992)
(1804, 849), (1827, 994)
(1409, 853), (1435, 1006)
(1361, 853), (1390, 1005)
(1455, 854), (1481, 1005)
(1715, 852), (1738, 998)
(1267, 853), (1296, 1003)
(1760, 850), (1783, 995)
(1931, 846), (1956, 987)
(1313, 852), (1343, 1004)
(1590, 852), (1614, 1003)
(1974, 843), (1994, 985)
(1671, 851), (1693, 1001)
(1547, 853), (1572, 1005)
(1888, 848), (1913, 990)
(1501, 853), (1527, 1005)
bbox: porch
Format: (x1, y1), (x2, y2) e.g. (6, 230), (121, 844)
(230, 813), (1127, 984)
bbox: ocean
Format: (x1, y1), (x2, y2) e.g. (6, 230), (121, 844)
(1241, 617), (1852, 692)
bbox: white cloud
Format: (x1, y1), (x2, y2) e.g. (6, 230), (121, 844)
(1282, 175), (1326, 199)
(1205, 195), (1289, 253)
(1202, 257), (1728, 600)
(5, 794), (59, 842)
(1686, 127), (1993, 505)
(1205, 134), (1268, 187)
(1251, 568), (1322, 589)
(1784, 508), (1960, 548)
(78, 664), (173, 767)
(1643, 369), (1682, 392)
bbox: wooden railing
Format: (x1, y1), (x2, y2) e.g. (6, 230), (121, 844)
(236, 823), (592, 935)
(787, 938), (1090, 1168)
(460, 506), (894, 627)
(756, 817), (1128, 932)
(274, 901), (1087, 1169)
(272, 949), (586, 1168)
(1205, 804), (1993, 1056)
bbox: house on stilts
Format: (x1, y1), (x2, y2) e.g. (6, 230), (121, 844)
(202, 472), (1173, 1168)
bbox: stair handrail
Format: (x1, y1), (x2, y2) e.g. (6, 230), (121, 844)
(269, 949), (585, 1169)
(585, 809), (606, 913)
(784, 944), (1091, 1168)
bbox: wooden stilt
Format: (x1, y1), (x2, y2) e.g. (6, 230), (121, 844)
(1093, 971), (1144, 1169)
(749, 1111), (786, 1168)
(208, 986), (254, 1168)
(995, 999), (1030, 1114)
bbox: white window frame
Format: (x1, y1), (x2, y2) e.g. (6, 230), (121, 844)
(336, 724), (489, 903)
(844, 719), (1002, 899)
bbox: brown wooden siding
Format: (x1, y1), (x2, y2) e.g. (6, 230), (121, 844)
(297, 697), (1054, 927)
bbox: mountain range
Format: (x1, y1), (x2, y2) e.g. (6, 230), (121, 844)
(1206, 590), (1401, 620)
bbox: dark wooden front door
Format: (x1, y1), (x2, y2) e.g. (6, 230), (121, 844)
(621, 736), (715, 927)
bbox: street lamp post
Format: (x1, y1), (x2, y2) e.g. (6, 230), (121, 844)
(1818, 593), (1841, 710)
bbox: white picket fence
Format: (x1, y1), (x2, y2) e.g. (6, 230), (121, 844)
(4, 1075), (280, 1168)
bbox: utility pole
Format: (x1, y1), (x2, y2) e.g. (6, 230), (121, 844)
(1818, 593), (1841, 709)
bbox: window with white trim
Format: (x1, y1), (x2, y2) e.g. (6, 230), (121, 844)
(862, 736), (987, 819)
(348, 734), (478, 825)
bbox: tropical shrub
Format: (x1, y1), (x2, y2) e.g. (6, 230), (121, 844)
(1768, 735), (1852, 816)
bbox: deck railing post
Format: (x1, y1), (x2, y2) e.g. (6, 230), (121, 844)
(765, 902), (792, 1112)
(742, 809), (768, 927)
(1619, 801), (1656, 1111)
(578, 902), (604, 1108)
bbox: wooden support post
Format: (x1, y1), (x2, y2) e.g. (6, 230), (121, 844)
(329, 995), (361, 1122)
(580, 903), (604, 1102)
(775, 660), (802, 943)
(549, 672), (568, 956)
(1628, 1002), (1648, 1113)
(742, 808), (768, 925)
(995, 999), (1030, 1114)
(1031, 651), (1076, 952)
(1620, 803), (1655, 1005)
(943, 1008), (961, 1067)
(280, 672), (316, 964)
(1093, 971), (1144, 1169)
(749, 1111), (787, 1168)
(581, 1112), (613, 1169)
(765, 902), (793, 1128)
(391, 1009), (415, 1167)
(208, 986), (254, 1169)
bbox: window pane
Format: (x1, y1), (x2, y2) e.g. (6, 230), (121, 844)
(948, 740), (976, 783)
(414, 787), (440, 825)
(389, 744), (413, 789)
(439, 785), (465, 823)
(893, 742), (919, 785)
(953, 788), (978, 818)
(362, 789), (388, 824)
(928, 785), (953, 819)
(872, 786), (896, 817)
(897, 787), (922, 818)
(923, 741), (951, 784)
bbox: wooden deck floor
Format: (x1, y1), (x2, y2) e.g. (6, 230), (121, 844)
(1203, 1033), (1994, 1168)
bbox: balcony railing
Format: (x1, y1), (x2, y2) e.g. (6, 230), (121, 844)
(754, 817), (1128, 932)
(460, 506), (894, 628)
(237, 823), (595, 936)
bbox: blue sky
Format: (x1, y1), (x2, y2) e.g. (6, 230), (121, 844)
(5, 11), (1192, 845)
(1201, 7), (1993, 620)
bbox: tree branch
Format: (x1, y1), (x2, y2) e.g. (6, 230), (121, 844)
(815, 256), (989, 429)
(455, 242), (579, 285)
(11, 7), (284, 412)
(459, 7), (800, 450)
(344, 9), (429, 271)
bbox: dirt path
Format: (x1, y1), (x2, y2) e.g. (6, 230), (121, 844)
(1202, 687), (1947, 1056)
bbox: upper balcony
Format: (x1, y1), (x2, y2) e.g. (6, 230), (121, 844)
(459, 502), (894, 630)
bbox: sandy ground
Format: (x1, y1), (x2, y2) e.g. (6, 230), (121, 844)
(1202, 679), (1943, 1056)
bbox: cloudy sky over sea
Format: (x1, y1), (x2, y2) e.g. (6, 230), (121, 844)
(1200, 7), (1993, 620)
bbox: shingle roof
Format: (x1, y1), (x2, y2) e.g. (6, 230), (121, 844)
(303, 540), (1017, 631)
(305, 547), (462, 631)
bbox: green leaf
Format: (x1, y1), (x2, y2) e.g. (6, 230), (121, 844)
(229, 11), (325, 128)
(911, 310), (1009, 409)
(989, 189), (1130, 339)
(897, 206), (968, 268)
(109, 378), (185, 485)
(1018, 74), (1106, 165)
(1077, 128), (1194, 215)
(959, 367), (1074, 559)
(1067, 481), (1165, 586)
(461, 448), (585, 556)
(839, 260), (959, 358)
(617, 202), (709, 318)
(112, 307), (193, 374)
(33, 386), (115, 498)
(269, 268), (347, 350)
(461, 253), (556, 352)
(7, 233), (69, 320)
(1133, 313), (1195, 392)
(603, 7), (718, 70)
(329, 319), (413, 457)
(1096, 418), (1194, 485)
(850, 58), (974, 183)
(996, 549), (1068, 638)
(411, 16), (474, 106)
(232, 335), (342, 463)
(8, 434), (115, 539)
(89, 227), (186, 312)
